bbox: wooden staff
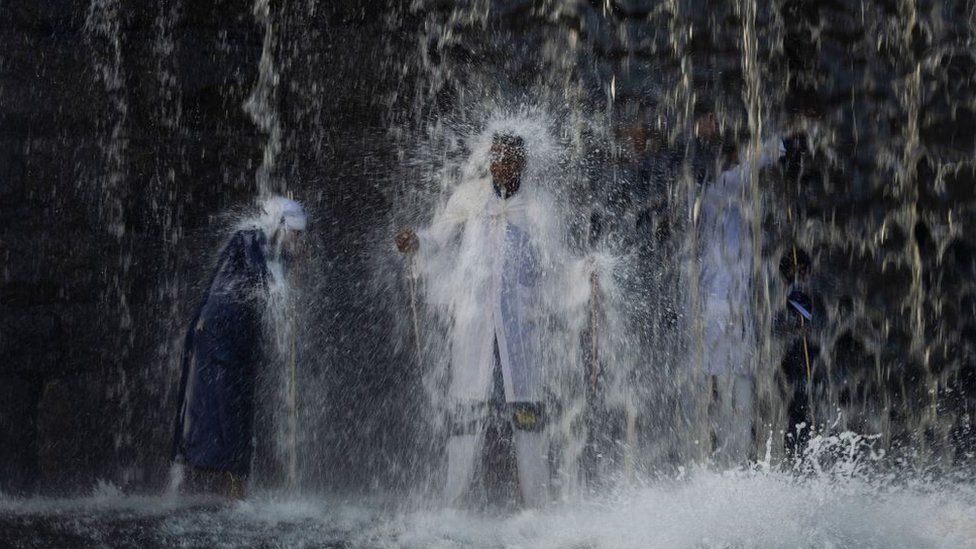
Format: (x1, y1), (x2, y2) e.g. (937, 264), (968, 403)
(407, 254), (424, 367)
(285, 190), (298, 491)
(625, 400), (637, 478)
(590, 271), (600, 391)
(790, 243), (817, 442)
(792, 245), (813, 386)
(287, 326), (298, 490)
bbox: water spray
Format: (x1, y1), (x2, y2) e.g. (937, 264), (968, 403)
(286, 190), (298, 491)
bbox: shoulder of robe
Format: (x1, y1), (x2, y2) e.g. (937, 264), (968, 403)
(221, 228), (255, 253)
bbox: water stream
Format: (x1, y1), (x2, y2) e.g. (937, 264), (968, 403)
(4, 0), (976, 546)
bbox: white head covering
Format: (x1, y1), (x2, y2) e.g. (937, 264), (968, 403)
(261, 195), (307, 232)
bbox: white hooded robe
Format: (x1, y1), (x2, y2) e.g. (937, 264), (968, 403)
(417, 179), (549, 506)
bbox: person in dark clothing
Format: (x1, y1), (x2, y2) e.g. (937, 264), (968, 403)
(776, 246), (821, 460)
(172, 196), (307, 499)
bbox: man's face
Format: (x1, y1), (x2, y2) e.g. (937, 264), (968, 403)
(489, 144), (525, 196)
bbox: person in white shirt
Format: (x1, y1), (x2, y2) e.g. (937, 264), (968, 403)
(696, 131), (785, 464)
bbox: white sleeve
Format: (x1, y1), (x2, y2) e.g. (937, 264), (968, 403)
(416, 188), (467, 251)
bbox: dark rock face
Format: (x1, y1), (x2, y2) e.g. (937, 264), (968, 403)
(0, 0), (412, 494)
(36, 372), (122, 492)
(0, 377), (41, 495)
(1, 0), (975, 495)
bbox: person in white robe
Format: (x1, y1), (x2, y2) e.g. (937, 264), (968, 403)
(696, 134), (785, 463)
(395, 134), (549, 507)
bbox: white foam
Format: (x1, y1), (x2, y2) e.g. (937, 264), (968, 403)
(3, 470), (974, 548)
(366, 470), (976, 548)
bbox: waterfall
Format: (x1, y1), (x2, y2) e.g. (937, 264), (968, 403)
(4, 1), (976, 544)
(244, 0), (283, 198)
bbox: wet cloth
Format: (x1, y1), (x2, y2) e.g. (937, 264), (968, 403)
(697, 138), (784, 376)
(708, 371), (754, 464)
(417, 182), (549, 506)
(417, 187), (545, 402)
(172, 229), (270, 478)
(445, 339), (549, 507)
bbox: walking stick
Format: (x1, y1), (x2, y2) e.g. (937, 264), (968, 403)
(625, 400), (637, 478)
(791, 244), (815, 434)
(284, 190), (299, 491)
(590, 271), (599, 391)
(407, 253), (424, 367)
(792, 245), (813, 386)
(287, 326), (298, 490)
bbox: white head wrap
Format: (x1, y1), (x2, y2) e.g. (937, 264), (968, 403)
(261, 195), (307, 232)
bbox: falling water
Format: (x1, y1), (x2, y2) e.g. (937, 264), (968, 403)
(242, 0), (300, 491)
(83, 0), (135, 488)
(4, 0), (976, 546)
(244, 0), (284, 198)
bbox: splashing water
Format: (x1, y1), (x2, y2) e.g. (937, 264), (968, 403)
(3, 442), (976, 548)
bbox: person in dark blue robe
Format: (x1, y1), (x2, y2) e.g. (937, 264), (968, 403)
(172, 197), (306, 497)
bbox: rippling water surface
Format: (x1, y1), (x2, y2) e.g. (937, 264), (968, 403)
(3, 466), (975, 549)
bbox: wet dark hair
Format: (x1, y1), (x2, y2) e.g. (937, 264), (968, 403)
(491, 133), (526, 162)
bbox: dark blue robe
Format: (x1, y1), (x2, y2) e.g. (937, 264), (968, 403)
(172, 229), (270, 478)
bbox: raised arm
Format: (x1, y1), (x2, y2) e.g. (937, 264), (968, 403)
(395, 185), (470, 254)
(416, 213), (464, 251)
